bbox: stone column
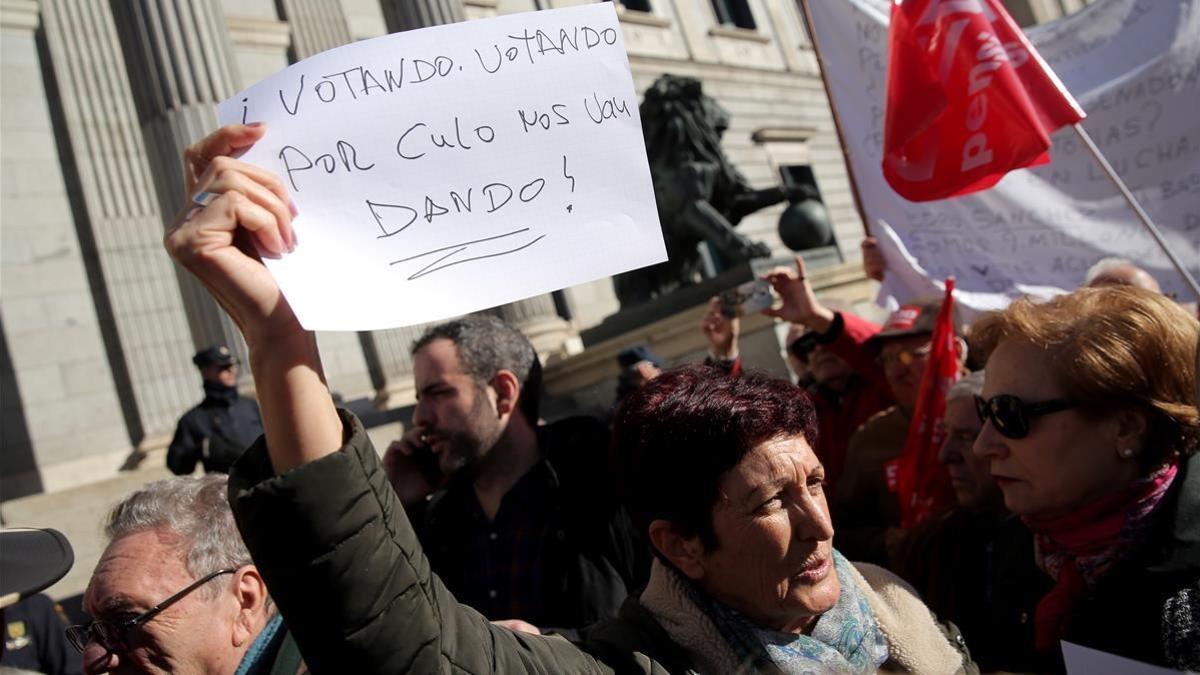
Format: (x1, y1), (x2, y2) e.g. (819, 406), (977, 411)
(267, 1), (377, 402)
(278, 0), (353, 59)
(2, 0), (149, 496)
(360, 0), (576, 407)
(379, 0), (465, 31)
(361, 0), (468, 407)
(36, 0), (205, 448)
(496, 295), (574, 358)
(110, 0), (250, 373)
(358, 325), (425, 409)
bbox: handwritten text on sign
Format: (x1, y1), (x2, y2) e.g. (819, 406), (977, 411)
(807, 0), (1199, 312)
(217, 4), (665, 331)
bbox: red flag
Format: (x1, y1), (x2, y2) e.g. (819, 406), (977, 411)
(895, 278), (960, 528)
(882, 0), (1085, 202)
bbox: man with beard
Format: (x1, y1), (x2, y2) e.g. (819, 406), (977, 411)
(383, 316), (644, 634)
(167, 346), (263, 475)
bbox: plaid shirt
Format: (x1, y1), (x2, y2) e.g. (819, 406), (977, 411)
(418, 461), (554, 623)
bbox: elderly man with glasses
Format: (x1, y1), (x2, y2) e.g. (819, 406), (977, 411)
(70, 474), (304, 675)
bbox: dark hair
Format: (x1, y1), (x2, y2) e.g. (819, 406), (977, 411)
(612, 363), (819, 552)
(412, 316), (542, 422)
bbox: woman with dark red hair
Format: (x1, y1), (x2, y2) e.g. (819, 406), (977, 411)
(972, 286), (1200, 669)
(602, 364), (972, 673)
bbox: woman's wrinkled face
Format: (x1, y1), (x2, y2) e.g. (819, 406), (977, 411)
(973, 340), (1135, 518)
(696, 435), (839, 634)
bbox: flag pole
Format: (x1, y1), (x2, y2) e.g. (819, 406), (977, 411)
(1072, 124), (1200, 300)
(797, 0), (873, 238)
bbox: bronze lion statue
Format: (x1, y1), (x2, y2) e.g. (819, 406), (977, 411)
(615, 75), (804, 307)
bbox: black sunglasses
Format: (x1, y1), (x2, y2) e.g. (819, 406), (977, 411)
(974, 394), (1075, 439)
(66, 568), (237, 654)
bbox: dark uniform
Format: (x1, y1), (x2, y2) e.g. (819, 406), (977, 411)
(167, 346), (264, 475)
(1, 594), (81, 675)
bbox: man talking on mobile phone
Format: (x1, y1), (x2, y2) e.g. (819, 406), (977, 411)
(382, 316), (646, 637)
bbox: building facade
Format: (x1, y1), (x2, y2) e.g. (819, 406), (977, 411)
(0, 0), (1085, 500)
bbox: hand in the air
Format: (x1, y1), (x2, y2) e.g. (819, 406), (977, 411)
(861, 237), (886, 282)
(762, 255), (836, 333)
(701, 297), (740, 361)
(164, 123), (300, 346)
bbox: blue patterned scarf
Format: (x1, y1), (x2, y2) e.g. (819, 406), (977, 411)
(234, 614), (286, 675)
(684, 550), (889, 674)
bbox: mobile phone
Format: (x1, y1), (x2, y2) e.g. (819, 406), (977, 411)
(410, 443), (443, 485)
(719, 279), (774, 318)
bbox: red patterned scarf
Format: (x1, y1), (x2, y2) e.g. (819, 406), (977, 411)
(1023, 459), (1179, 653)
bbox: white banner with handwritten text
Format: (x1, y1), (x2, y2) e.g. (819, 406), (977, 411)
(806, 0), (1200, 312)
(217, 3), (664, 330)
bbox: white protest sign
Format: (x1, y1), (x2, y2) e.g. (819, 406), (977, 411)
(216, 4), (664, 331)
(805, 0), (1200, 313)
(1061, 641), (1184, 674)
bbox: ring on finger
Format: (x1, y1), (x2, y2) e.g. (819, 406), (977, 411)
(192, 191), (219, 208)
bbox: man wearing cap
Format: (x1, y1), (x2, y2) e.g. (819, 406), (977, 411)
(0, 528), (78, 675)
(167, 345), (264, 475)
(765, 256), (965, 567)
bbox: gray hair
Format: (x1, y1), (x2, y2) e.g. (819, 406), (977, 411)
(105, 474), (251, 599)
(412, 315), (542, 421)
(1084, 257), (1134, 284)
(1084, 257), (1161, 292)
(947, 370), (986, 403)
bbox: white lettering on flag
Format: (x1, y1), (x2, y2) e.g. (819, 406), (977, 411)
(807, 0), (1200, 312)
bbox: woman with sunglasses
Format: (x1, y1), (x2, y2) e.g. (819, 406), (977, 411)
(971, 286), (1200, 670)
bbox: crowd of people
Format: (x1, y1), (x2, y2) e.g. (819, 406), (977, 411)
(5, 121), (1198, 675)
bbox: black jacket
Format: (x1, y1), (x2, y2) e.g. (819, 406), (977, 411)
(1059, 452), (1200, 670)
(167, 382), (264, 474)
(414, 416), (647, 631)
(895, 509), (1053, 673)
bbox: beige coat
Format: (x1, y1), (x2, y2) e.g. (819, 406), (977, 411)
(639, 558), (971, 675)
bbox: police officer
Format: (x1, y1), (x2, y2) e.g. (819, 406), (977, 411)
(166, 345), (264, 474)
(0, 527), (78, 675)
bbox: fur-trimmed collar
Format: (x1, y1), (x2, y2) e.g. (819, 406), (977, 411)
(638, 558), (967, 674)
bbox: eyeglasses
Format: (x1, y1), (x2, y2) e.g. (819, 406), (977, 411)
(876, 342), (932, 368)
(974, 394), (1075, 439)
(66, 568), (237, 654)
